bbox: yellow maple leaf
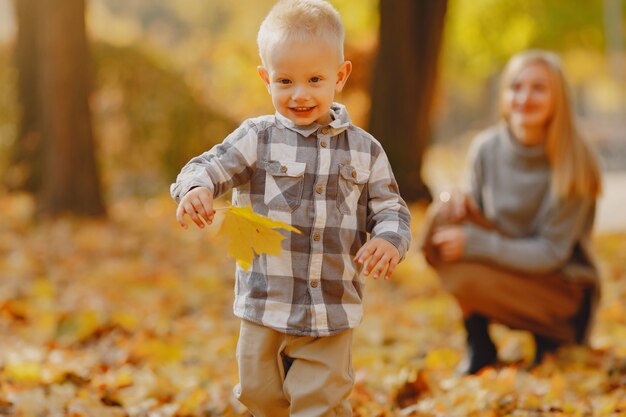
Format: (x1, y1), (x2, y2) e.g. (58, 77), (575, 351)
(218, 205), (302, 270)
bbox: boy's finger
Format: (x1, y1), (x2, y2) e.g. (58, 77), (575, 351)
(367, 256), (386, 279)
(185, 203), (206, 228)
(191, 213), (205, 228)
(354, 245), (371, 263)
(176, 204), (189, 229)
(354, 244), (366, 259)
(198, 193), (215, 220)
(378, 261), (390, 280)
(192, 199), (209, 221)
(195, 198), (215, 224)
(365, 250), (385, 276)
(371, 255), (389, 279)
(384, 258), (399, 280)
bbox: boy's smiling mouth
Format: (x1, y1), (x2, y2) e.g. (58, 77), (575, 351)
(291, 106), (315, 112)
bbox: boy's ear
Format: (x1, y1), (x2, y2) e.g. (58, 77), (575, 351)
(335, 60), (352, 93)
(257, 66), (271, 94)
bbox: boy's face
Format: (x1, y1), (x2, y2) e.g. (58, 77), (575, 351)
(258, 39), (352, 126)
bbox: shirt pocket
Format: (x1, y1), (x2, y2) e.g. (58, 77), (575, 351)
(336, 163), (370, 215)
(263, 160), (307, 212)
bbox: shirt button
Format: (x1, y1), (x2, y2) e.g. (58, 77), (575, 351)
(310, 280), (319, 288)
(313, 233), (321, 241)
(280, 165), (288, 173)
(315, 185), (323, 194)
(351, 170), (357, 179)
(320, 127), (330, 135)
(320, 141), (327, 148)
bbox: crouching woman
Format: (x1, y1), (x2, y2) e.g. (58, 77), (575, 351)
(421, 50), (603, 374)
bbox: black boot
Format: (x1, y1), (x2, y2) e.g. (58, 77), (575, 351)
(533, 333), (560, 365)
(463, 314), (497, 374)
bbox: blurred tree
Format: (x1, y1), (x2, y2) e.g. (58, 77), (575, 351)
(9, 0), (105, 217)
(368, 0), (447, 202)
(6, 0), (41, 193)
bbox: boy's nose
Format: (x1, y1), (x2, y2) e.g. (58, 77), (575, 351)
(291, 85), (309, 101)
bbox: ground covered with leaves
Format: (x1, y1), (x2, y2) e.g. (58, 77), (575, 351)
(1, 193), (625, 417)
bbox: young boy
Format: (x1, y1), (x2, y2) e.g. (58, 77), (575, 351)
(171, 1), (411, 415)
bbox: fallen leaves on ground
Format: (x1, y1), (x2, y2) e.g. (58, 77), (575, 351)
(0, 193), (625, 417)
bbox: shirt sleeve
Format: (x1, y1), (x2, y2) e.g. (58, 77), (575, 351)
(462, 196), (594, 273)
(365, 144), (412, 260)
(170, 120), (259, 203)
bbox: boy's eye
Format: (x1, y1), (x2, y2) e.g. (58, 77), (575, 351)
(278, 79), (291, 85)
(310, 76), (321, 83)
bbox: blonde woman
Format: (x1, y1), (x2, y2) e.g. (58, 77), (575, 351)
(421, 50), (602, 374)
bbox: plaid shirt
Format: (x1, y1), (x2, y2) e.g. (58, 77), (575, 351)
(171, 103), (411, 336)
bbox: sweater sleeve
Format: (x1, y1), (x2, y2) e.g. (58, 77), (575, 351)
(464, 135), (485, 209)
(170, 120), (259, 203)
(462, 196), (594, 273)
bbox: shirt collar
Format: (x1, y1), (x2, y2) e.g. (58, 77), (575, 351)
(275, 102), (351, 137)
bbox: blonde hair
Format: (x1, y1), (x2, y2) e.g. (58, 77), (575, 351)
(498, 49), (602, 199)
(257, 0), (345, 66)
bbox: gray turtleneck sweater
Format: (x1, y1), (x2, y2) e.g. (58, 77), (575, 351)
(462, 124), (598, 282)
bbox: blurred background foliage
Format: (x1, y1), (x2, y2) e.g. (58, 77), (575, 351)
(439, 0), (623, 146)
(0, 0), (623, 201)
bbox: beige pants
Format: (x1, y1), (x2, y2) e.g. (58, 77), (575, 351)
(420, 203), (588, 343)
(234, 319), (354, 417)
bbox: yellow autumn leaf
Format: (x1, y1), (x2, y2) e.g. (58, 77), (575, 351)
(424, 348), (460, 371)
(4, 361), (42, 382)
(178, 388), (209, 415)
(56, 310), (102, 344)
(218, 205), (302, 270)
(111, 310), (139, 332)
(132, 338), (184, 364)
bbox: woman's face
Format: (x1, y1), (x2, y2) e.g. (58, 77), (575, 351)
(502, 62), (555, 134)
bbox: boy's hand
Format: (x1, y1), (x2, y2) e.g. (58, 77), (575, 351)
(354, 238), (400, 280)
(176, 187), (215, 229)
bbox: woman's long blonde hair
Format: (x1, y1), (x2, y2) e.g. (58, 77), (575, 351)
(499, 50), (602, 199)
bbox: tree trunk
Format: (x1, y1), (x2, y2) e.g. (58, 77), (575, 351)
(35, 0), (106, 217)
(5, 0), (42, 192)
(368, 0), (447, 203)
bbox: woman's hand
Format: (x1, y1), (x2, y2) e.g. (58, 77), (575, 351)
(431, 225), (466, 262)
(438, 191), (480, 223)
